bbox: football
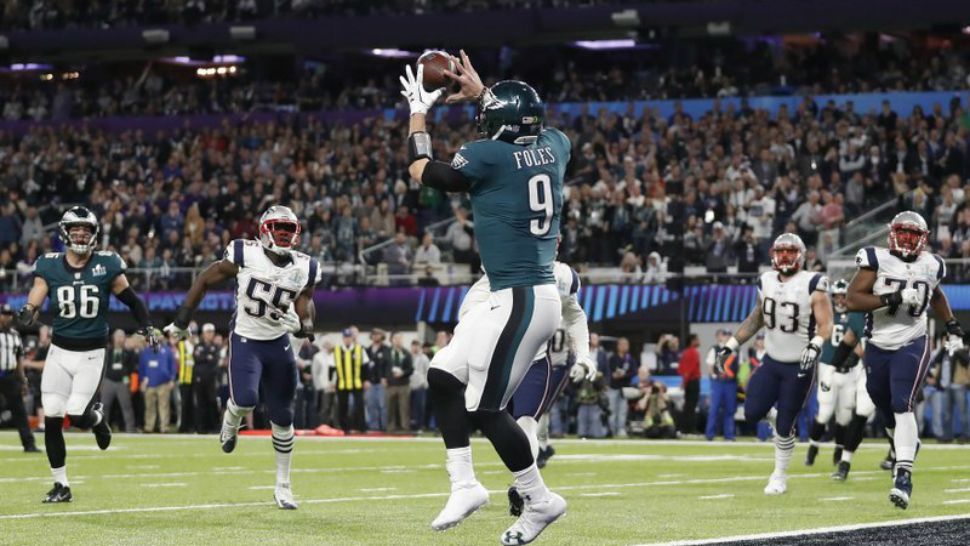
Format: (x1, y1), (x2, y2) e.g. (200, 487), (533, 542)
(417, 50), (454, 91)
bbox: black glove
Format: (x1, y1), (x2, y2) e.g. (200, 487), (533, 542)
(880, 291), (902, 316)
(17, 304), (38, 328)
(293, 322), (315, 342)
(798, 341), (822, 378)
(713, 346), (733, 377)
(946, 319), (965, 338)
(136, 326), (160, 351)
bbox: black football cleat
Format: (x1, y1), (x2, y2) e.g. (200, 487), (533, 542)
(92, 404), (111, 450)
(890, 469), (912, 510)
(880, 449), (894, 471)
(23, 444), (41, 453)
(507, 486), (524, 517)
(536, 446), (555, 469)
(832, 446), (843, 465)
(43, 483), (72, 503)
(831, 461), (850, 481)
(805, 444), (818, 466)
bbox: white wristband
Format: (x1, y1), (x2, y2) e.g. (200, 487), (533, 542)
(810, 336), (824, 348)
(725, 337), (740, 351)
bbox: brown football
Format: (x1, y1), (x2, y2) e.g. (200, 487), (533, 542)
(417, 50), (455, 92)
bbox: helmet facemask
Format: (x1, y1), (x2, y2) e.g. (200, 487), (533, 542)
(259, 219), (301, 256)
(771, 245), (803, 275)
(61, 223), (97, 255)
(888, 224), (926, 260)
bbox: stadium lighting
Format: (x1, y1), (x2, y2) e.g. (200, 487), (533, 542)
(371, 48), (417, 58)
(10, 63), (52, 71)
(963, 25), (970, 35)
(573, 39), (637, 50)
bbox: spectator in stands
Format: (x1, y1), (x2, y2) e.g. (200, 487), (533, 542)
(642, 252), (667, 284)
(442, 207), (476, 268)
(365, 328), (390, 432)
(735, 225), (764, 276)
(385, 333), (413, 434)
(383, 232), (412, 286)
(0, 203), (21, 249)
(705, 222), (734, 275)
(929, 343), (970, 442)
(677, 334), (701, 434)
(791, 190), (822, 246)
(413, 232), (441, 268)
(656, 333), (681, 375)
(705, 328), (739, 441)
(139, 337), (176, 433)
(102, 329), (137, 433)
(576, 368), (607, 439)
(635, 369), (676, 439)
(589, 333), (610, 378)
(19, 207), (44, 248)
(312, 341), (336, 428)
(409, 339), (430, 433)
(607, 337), (637, 437)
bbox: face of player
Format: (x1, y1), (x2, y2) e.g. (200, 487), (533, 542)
(773, 246), (800, 274)
(68, 225), (94, 251)
(893, 227), (923, 254)
(265, 220), (300, 249)
(833, 293), (847, 312)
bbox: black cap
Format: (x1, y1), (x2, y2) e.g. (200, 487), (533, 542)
(0, 304), (13, 315)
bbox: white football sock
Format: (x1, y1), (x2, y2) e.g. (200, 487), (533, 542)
(537, 414), (550, 451)
(516, 416), (540, 460)
(271, 423), (295, 486)
(225, 399), (251, 428)
(513, 463), (550, 504)
(893, 413), (918, 473)
(841, 450), (853, 464)
(445, 446), (476, 485)
(773, 433), (795, 476)
(51, 466), (69, 487)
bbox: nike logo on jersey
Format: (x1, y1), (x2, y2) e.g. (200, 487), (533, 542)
(284, 345), (290, 351)
(491, 305), (500, 310)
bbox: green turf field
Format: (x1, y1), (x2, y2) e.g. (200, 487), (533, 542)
(1, 431), (969, 545)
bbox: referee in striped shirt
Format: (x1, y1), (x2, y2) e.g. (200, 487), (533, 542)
(0, 304), (39, 452)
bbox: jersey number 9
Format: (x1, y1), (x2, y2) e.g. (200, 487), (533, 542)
(56, 285), (99, 319)
(528, 174), (553, 236)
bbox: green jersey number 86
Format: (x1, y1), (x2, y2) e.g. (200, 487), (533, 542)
(56, 285), (100, 319)
(528, 174), (553, 236)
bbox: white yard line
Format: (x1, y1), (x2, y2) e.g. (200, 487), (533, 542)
(633, 513), (970, 546)
(359, 487), (397, 492)
(697, 494), (734, 500)
(943, 487), (970, 493)
(2, 467), (969, 522)
(818, 496), (854, 502)
(141, 483), (187, 488)
(579, 492), (619, 497)
(247, 486), (276, 490)
(942, 499), (970, 505)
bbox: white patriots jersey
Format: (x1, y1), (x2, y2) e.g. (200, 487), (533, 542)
(854, 246), (944, 350)
(538, 262), (582, 367)
(225, 239), (321, 341)
(461, 262), (581, 367)
(758, 270), (829, 363)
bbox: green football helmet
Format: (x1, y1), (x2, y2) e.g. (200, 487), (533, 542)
(477, 80), (544, 145)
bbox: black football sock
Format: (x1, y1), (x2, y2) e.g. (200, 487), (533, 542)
(476, 409), (534, 473)
(428, 368), (471, 449)
(833, 423), (847, 450)
(45, 418), (66, 470)
(809, 421), (826, 445)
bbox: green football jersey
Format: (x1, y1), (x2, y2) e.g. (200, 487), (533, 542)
(451, 127), (570, 291)
(821, 310), (865, 364)
(34, 251), (126, 342)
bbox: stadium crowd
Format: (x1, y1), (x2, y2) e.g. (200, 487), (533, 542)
(2, 87), (970, 288)
(2, 41), (969, 121)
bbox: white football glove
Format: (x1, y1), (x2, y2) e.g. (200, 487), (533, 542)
(900, 287), (922, 308)
(163, 322), (189, 341)
(278, 312), (302, 334)
(399, 64), (443, 116)
(569, 357), (597, 383)
(798, 340), (822, 379)
(946, 334), (964, 354)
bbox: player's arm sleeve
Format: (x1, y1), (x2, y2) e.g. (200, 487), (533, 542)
(421, 161), (472, 193)
(854, 247), (878, 271)
(116, 287), (151, 329)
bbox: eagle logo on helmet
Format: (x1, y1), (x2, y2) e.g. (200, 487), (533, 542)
(258, 205), (301, 256)
(887, 211), (928, 261)
(770, 233), (806, 275)
(59, 206), (99, 255)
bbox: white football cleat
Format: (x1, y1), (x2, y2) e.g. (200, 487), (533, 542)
(220, 416), (241, 454)
(274, 483), (298, 510)
(764, 473), (788, 496)
(431, 481), (489, 531)
(500, 492), (566, 546)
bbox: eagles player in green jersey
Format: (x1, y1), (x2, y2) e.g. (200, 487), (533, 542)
(18, 206), (158, 503)
(805, 279), (873, 481)
(401, 52), (569, 545)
